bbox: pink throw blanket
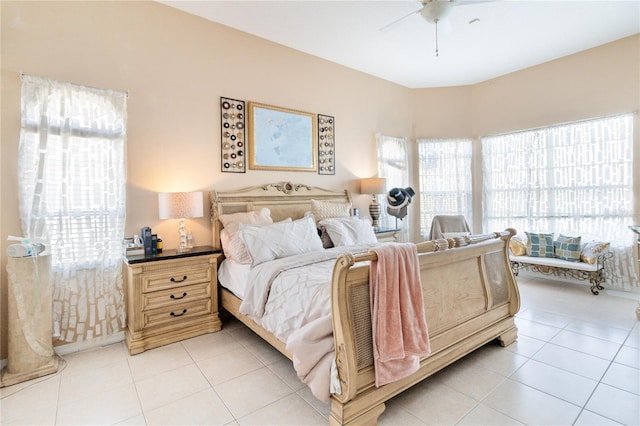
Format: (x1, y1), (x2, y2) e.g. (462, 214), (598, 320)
(370, 243), (431, 387)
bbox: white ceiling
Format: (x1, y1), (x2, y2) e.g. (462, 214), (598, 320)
(159, 0), (640, 88)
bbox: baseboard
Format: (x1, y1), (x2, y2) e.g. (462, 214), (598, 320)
(1, 333), (125, 369)
(54, 331), (125, 356)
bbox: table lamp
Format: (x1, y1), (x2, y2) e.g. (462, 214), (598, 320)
(360, 177), (386, 229)
(158, 191), (204, 252)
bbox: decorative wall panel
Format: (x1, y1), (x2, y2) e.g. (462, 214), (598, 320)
(318, 114), (335, 175)
(220, 97), (246, 173)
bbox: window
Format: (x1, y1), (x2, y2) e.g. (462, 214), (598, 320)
(482, 113), (636, 289)
(18, 75), (127, 342)
(376, 134), (409, 232)
(417, 138), (473, 238)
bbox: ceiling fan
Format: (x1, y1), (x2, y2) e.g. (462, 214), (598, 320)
(380, 0), (485, 56)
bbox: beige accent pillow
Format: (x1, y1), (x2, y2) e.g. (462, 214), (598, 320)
(509, 236), (527, 256)
(311, 199), (351, 222)
(580, 241), (610, 264)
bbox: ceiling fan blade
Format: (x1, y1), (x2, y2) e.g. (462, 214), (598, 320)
(379, 7), (422, 32)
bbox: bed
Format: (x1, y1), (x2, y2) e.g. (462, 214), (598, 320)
(210, 182), (520, 426)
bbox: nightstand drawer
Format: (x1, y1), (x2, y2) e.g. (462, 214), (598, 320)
(142, 282), (211, 312)
(142, 298), (212, 329)
(142, 265), (211, 293)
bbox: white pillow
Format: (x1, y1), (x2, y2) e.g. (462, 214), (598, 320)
(318, 217), (377, 247)
(219, 207), (273, 234)
(239, 216), (324, 266)
(218, 208), (274, 262)
(221, 218), (292, 264)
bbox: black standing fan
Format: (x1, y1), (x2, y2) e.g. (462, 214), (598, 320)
(386, 187), (415, 220)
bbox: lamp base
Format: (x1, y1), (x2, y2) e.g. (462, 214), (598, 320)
(177, 218), (189, 253)
(369, 198), (381, 229)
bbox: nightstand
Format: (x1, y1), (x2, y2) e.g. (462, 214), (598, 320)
(123, 245), (222, 354)
(375, 227), (400, 242)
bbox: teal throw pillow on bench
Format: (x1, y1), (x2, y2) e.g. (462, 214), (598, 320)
(554, 234), (582, 262)
(525, 232), (555, 258)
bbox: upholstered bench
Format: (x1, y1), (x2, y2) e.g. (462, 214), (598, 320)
(510, 254), (609, 295)
(509, 232), (611, 295)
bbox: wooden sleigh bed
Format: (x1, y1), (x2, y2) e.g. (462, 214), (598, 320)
(210, 182), (520, 426)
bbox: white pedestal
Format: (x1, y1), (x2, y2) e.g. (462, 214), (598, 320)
(1, 253), (59, 387)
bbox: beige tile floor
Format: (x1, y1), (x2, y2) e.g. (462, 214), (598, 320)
(2, 275), (639, 425)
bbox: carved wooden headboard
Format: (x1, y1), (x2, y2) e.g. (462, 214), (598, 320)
(210, 182), (352, 248)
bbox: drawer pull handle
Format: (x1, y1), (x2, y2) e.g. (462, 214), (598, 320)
(170, 292), (187, 300)
(170, 275), (188, 283)
(170, 309), (187, 317)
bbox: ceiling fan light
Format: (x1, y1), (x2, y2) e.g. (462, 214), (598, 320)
(420, 0), (455, 24)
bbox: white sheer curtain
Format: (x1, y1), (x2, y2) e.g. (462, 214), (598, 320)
(18, 75), (127, 342)
(417, 138), (473, 239)
(482, 113), (637, 290)
(375, 134), (409, 240)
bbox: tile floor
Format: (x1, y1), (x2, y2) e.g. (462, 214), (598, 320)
(1, 275), (639, 425)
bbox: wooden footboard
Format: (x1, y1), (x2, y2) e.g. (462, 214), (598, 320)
(329, 229), (520, 425)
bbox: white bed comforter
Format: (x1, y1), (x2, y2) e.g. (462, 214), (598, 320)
(238, 244), (375, 400)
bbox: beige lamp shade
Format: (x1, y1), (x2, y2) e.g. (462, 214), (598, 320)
(360, 177), (387, 195)
(158, 192), (204, 219)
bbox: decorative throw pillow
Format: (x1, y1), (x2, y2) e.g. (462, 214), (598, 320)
(554, 234), (582, 262)
(311, 199), (351, 222)
(239, 216), (323, 266)
(317, 224), (335, 249)
(509, 236), (527, 256)
(580, 241), (610, 265)
(318, 217), (377, 247)
(525, 232), (555, 258)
